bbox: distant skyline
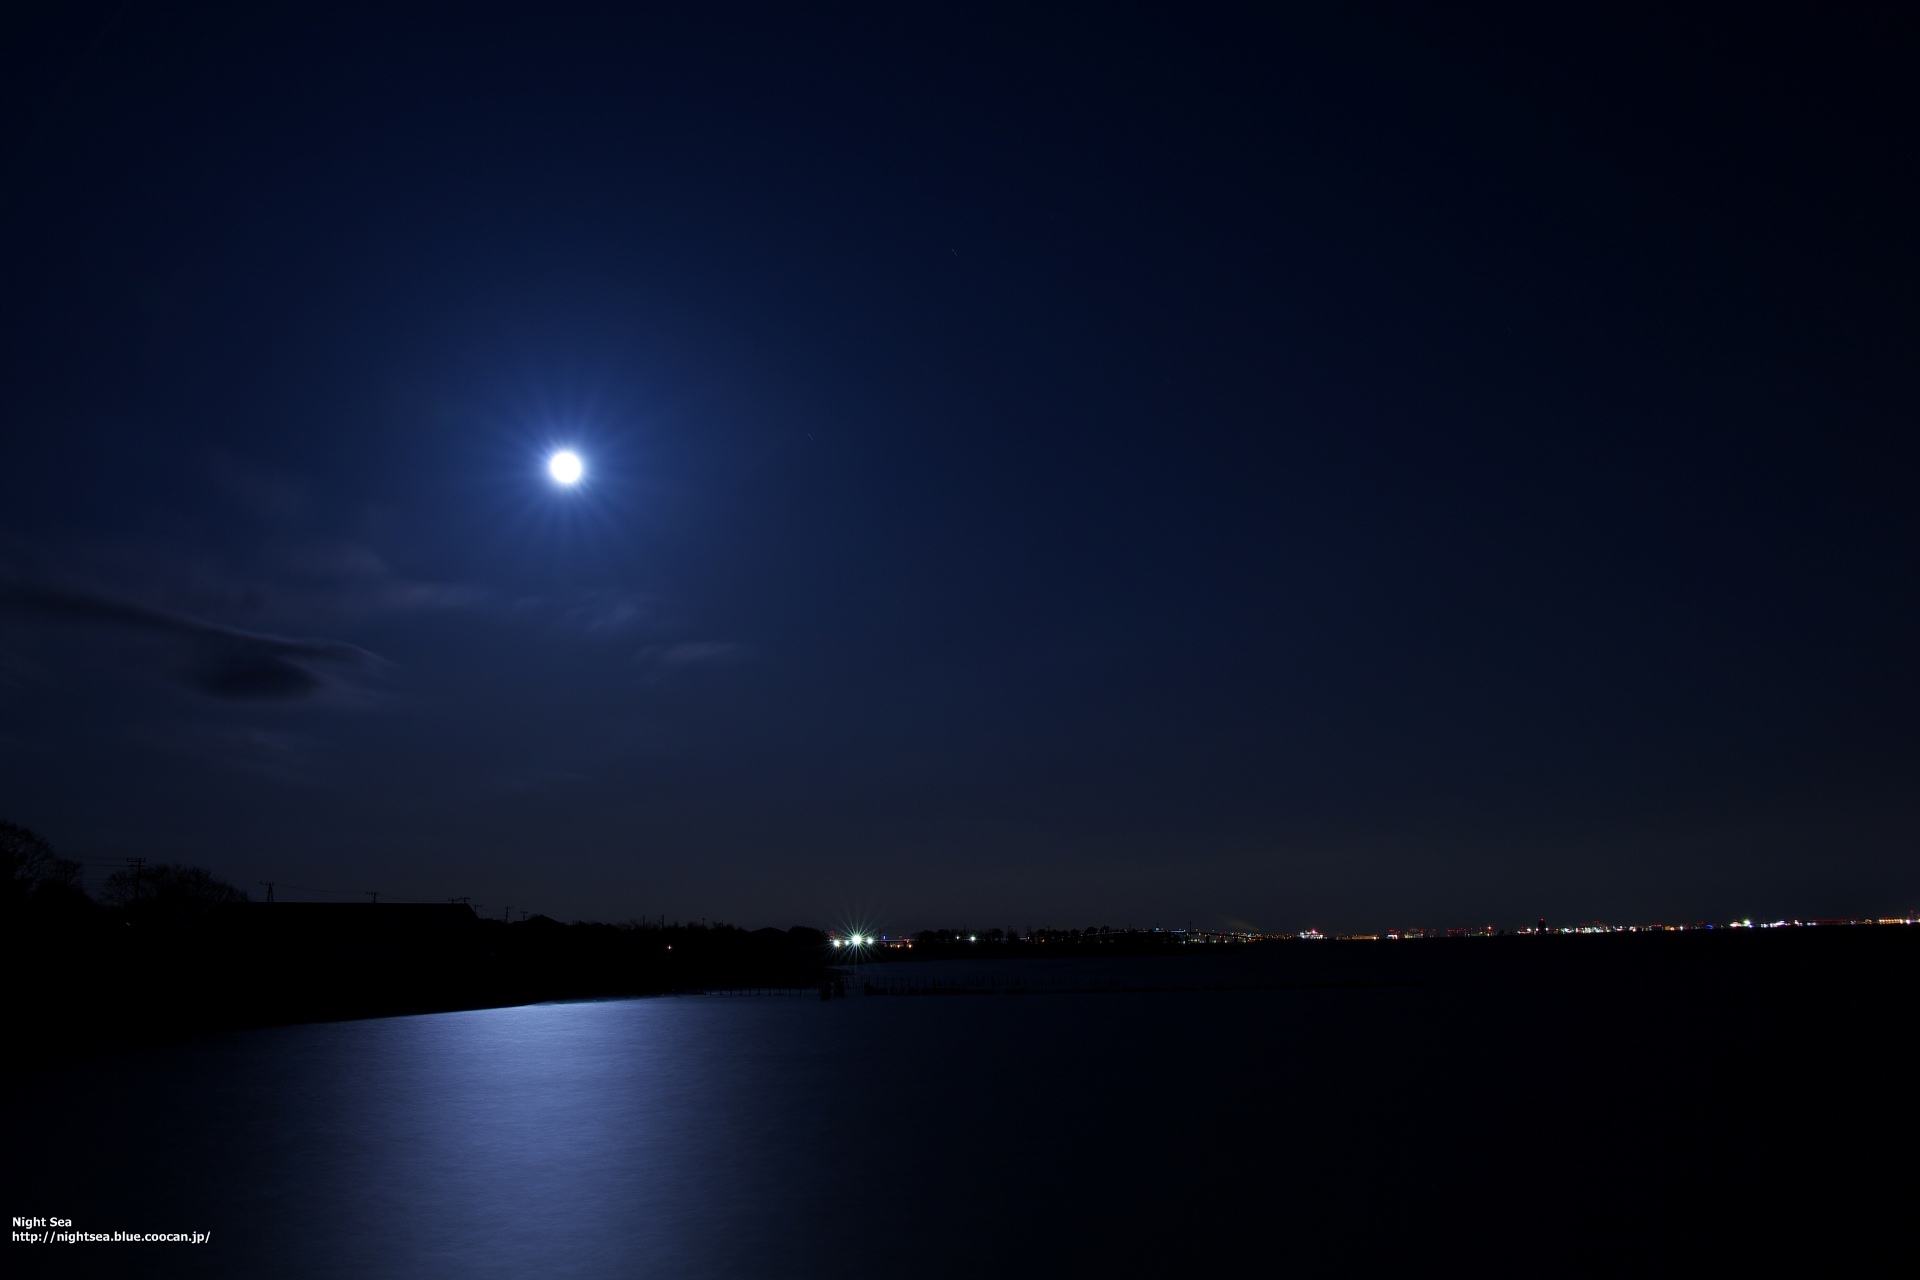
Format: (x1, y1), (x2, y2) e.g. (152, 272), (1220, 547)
(2, 5), (1914, 934)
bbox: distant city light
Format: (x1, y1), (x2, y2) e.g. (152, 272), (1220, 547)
(823, 916), (1917, 957)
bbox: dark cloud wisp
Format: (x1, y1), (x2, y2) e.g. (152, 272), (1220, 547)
(0, 581), (379, 701)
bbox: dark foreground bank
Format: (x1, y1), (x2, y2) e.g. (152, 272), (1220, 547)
(5, 822), (840, 1063)
(8, 901), (833, 1063)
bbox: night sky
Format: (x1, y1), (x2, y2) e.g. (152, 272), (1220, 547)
(1, 5), (1913, 932)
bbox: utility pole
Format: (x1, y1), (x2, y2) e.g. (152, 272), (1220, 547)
(365, 891), (379, 904)
(127, 858), (146, 906)
(260, 881), (275, 903)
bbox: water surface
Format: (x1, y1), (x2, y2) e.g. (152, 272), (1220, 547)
(10, 972), (1905, 1275)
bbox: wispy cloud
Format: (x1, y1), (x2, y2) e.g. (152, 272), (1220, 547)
(653, 641), (749, 667)
(546, 589), (656, 636)
(0, 579), (380, 701)
(153, 537), (485, 627)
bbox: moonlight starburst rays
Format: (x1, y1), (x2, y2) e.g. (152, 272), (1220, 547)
(466, 398), (646, 570)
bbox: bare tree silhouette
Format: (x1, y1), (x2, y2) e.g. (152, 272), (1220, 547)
(100, 861), (248, 925)
(1, 820), (85, 921)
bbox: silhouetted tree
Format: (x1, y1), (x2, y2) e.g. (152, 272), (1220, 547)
(1, 820), (87, 922)
(100, 862), (248, 926)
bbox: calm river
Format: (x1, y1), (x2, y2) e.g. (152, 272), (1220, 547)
(9, 969), (1904, 1276)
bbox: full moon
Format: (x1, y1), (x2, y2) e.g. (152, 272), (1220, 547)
(547, 450), (584, 485)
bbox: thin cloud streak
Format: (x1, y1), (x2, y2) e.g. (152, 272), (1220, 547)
(0, 579), (381, 701)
